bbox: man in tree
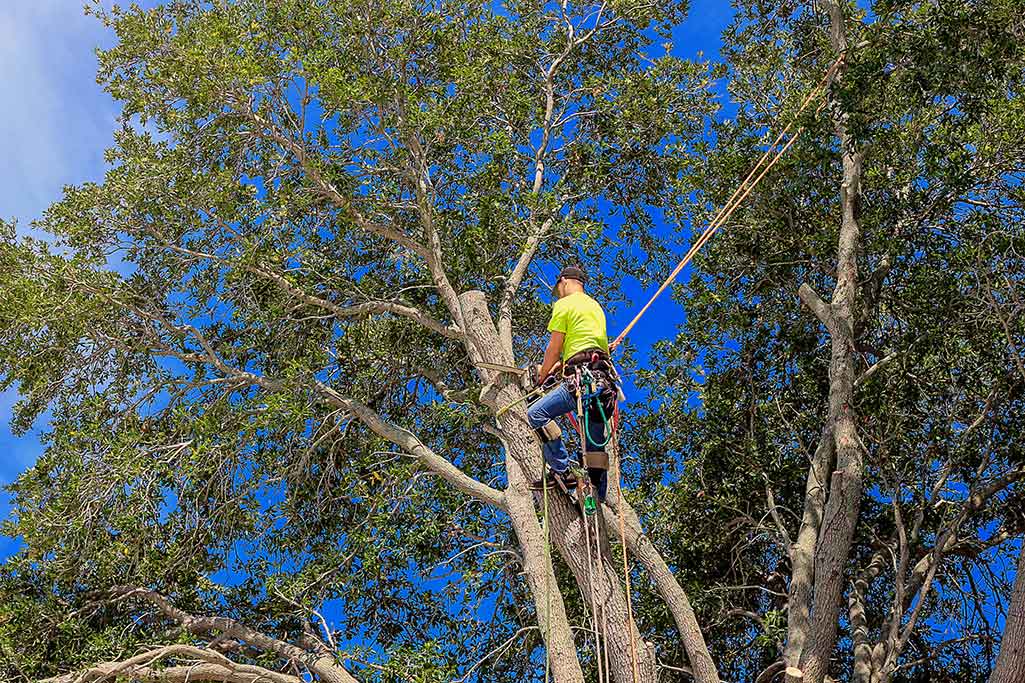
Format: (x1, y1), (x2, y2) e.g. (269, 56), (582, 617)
(528, 265), (616, 502)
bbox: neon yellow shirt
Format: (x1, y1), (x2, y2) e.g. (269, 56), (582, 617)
(548, 292), (609, 361)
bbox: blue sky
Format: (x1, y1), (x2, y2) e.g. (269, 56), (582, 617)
(0, 1), (124, 558)
(0, 1), (736, 561)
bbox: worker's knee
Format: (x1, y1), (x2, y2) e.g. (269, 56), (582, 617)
(526, 404), (547, 429)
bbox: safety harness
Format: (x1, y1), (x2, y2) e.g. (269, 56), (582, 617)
(530, 348), (621, 513)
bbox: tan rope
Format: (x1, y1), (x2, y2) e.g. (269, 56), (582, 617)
(615, 433), (641, 683)
(602, 602), (611, 683)
(610, 55), (844, 351)
(590, 507), (611, 683)
(542, 475), (552, 683)
(577, 376), (607, 683)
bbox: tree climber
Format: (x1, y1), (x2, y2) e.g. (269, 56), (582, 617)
(528, 265), (619, 503)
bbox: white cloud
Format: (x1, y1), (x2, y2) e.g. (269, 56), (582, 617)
(0, 3), (121, 527)
(0, 2), (120, 232)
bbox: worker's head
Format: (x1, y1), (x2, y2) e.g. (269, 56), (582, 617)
(553, 264), (587, 299)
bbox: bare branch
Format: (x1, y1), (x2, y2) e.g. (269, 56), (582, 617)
(798, 283), (832, 328)
(157, 241), (463, 340)
(239, 108), (428, 259)
(41, 645), (303, 683)
(332, 301), (463, 339)
(315, 385), (507, 510)
(98, 588), (359, 683)
(855, 350), (901, 388)
(765, 479), (794, 559)
(498, 216), (554, 352)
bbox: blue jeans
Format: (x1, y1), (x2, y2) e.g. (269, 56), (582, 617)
(527, 382), (609, 501)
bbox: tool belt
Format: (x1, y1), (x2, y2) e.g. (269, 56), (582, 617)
(560, 349), (617, 396)
(563, 347), (611, 371)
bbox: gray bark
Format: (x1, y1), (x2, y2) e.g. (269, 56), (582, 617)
(783, 427), (835, 672)
(990, 544), (1025, 683)
(106, 587), (359, 683)
(459, 290), (657, 683)
(42, 645), (306, 683)
(459, 291), (585, 683)
(786, 4), (867, 682)
(44, 662), (296, 683)
(850, 552), (887, 683)
(603, 471), (721, 683)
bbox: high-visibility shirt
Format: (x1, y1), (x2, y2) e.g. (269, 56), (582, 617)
(548, 292), (609, 361)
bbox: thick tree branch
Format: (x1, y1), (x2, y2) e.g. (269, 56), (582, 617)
(315, 385), (506, 511)
(788, 5), (868, 679)
(332, 301), (463, 339)
(849, 549), (888, 683)
(798, 283), (832, 328)
(106, 290), (499, 516)
(42, 645), (305, 683)
(603, 493), (721, 683)
(104, 588), (358, 683)
(990, 542), (1025, 683)
(498, 215), (554, 354)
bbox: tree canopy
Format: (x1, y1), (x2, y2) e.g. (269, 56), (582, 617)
(1, 1), (1023, 683)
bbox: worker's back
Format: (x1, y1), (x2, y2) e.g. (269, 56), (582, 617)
(548, 291), (609, 361)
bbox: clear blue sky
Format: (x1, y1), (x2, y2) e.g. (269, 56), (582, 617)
(0, 1), (736, 561)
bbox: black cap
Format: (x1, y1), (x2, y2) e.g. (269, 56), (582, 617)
(552, 265), (588, 296)
(556, 264), (588, 285)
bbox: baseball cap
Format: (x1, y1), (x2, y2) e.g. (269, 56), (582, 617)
(552, 264), (588, 295)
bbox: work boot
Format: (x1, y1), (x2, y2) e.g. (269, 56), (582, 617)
(530, 469), (578, 495)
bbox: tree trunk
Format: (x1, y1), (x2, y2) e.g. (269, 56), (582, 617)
(784, 429), (835, 672)
(458, 291), (584, 683)
(786, 5), (867, 682)
(603, 482), (722, 683)
(849, 553), (886, 683)
(459, 291), (657, 683)
(990, 543), (1025, 683)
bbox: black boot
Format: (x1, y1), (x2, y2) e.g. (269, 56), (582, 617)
(530, 469), (578, 495)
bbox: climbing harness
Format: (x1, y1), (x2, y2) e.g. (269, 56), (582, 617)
(578, 366), (617, 450)
(610, 54), (845, 351)
(553, 352), (620, 516)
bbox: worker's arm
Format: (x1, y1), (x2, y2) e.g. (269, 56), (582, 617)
(537, 332), (565, 384)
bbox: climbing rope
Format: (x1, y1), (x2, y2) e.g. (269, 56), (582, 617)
(602, 606), (611, 683)
(614, 430), (641, 683)
(610, 55), (844, 351)
(576, 382), (608, 683)
(589, 504), (609, 683)
(542, 472), (555, 683)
